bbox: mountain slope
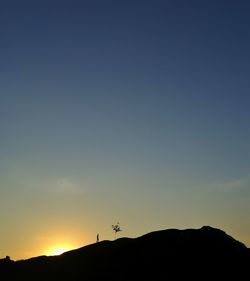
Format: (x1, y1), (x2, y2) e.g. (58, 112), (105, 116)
(0, 226), (249, 281)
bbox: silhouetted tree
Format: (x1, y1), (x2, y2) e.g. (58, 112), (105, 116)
(112, 222), (122, 239)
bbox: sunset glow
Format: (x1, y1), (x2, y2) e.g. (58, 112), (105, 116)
(1, 0), (250, 261)
(46, 245), (74, 256)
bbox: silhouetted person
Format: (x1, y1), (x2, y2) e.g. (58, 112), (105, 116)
(96, 233), (99, 243)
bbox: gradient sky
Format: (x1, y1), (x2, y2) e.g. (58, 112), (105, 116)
(1, 0), (250, 259)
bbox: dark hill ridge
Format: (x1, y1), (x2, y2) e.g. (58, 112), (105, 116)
(0, 226), (249, 281)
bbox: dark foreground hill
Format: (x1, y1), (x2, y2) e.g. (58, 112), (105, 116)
(0, 226), (249, 281)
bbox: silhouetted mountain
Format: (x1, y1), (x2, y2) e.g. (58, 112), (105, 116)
(0, 226), (249, 280)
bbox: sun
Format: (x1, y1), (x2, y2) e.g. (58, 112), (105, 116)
(46, 245), (73, 256)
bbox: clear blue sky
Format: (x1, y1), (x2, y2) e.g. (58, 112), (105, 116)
(0, 0), (250, 259)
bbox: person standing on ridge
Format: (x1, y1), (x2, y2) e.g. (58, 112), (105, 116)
(96, 233), (99, 243)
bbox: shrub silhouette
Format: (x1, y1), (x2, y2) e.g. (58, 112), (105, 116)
(112, 222), (122, 238)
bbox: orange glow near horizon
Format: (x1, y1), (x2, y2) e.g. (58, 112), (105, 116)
(45, 244), (75, 256)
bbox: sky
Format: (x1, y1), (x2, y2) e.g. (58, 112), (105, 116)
(0, 0), (250, 259)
